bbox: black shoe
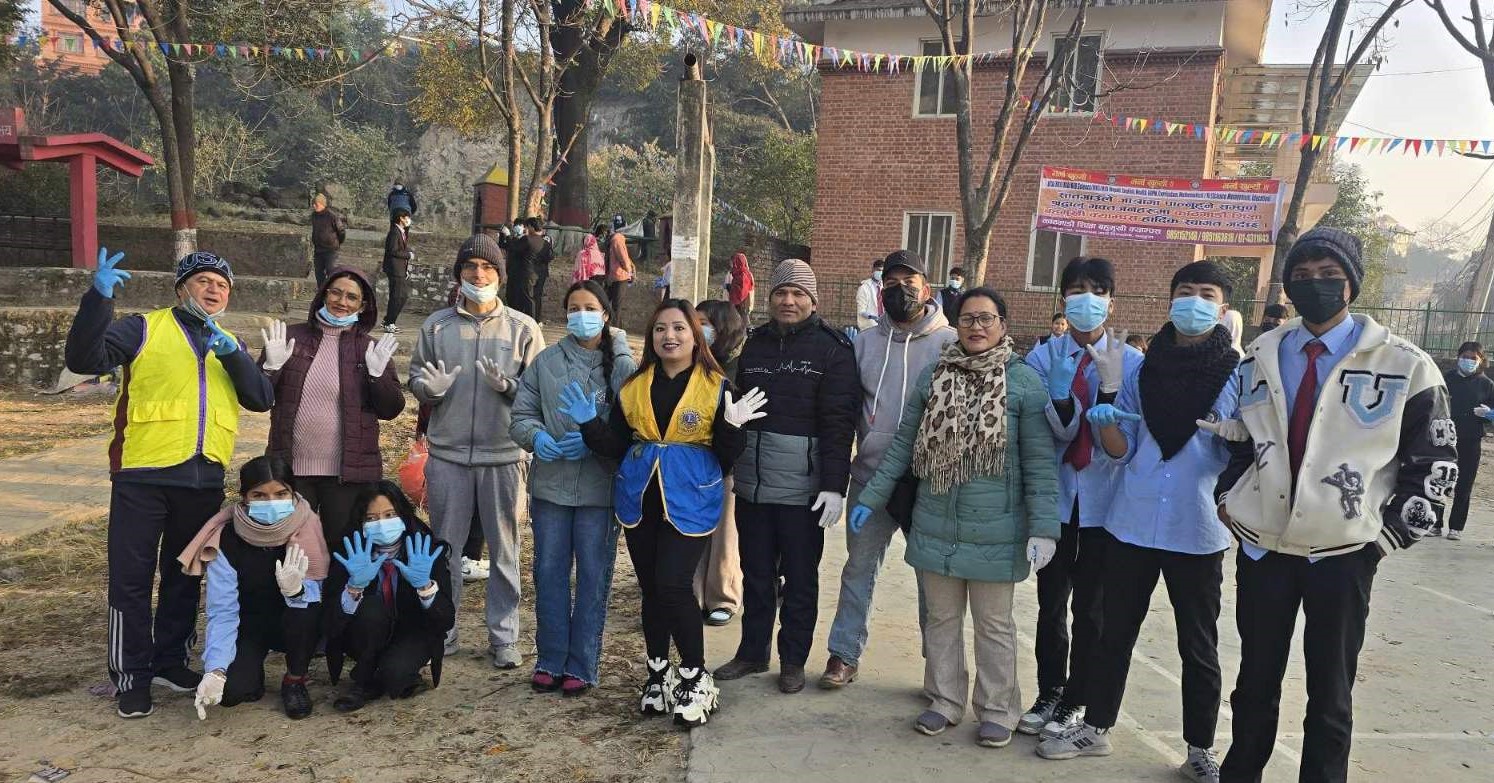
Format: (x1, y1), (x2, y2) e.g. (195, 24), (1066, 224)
(281, 676), (312, 720)
(117, 686), (153, 718)
(152, 664), (202, 693)
(713, 658), (769, 681)
(334, 682), (382, 713)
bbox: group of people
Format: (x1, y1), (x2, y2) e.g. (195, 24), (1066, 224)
(65, 221), (1470, 783)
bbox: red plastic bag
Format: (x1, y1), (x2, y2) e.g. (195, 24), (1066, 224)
(399, 436), (429, 509)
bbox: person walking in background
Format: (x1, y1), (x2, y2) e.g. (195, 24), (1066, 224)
(1258, 303), (1288, 332)
(715, 259), (860, 695)
(510, 280), (638, 696)
(939, 266), (965, 323)
(850, 286), (1058, 748)
(382, 210), (415, 335)
(727, 251), (756, 323)
(1433, 341), (1494, 540)
(501, 217), (555, 322)
(65, 249), (274, 719)
(855, 259), (885, 330)
(604, 216), (636, 317)
(574, 228), (607, 286)
(821, 250), (956, 690)
(409, 234), (544, 670)
(387, 180), (417, 218)
(693, 300), (748, 626)
(566, 299), (758, 727)
(1037, 312), (1069, 348)
(259, 267), (404, 542)
(310, 193), (347, 287)
(656, 258), (674, 303)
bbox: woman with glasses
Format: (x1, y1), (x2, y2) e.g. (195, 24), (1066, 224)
(849, 287), (1060, 748)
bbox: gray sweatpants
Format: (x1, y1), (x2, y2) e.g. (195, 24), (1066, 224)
(425, 456), (527, 651)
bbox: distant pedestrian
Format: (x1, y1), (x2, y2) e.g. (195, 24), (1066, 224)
(387, 180), (417, 218)
(604, 217), (636, 318)
(1435, 340), (1494, 540)
(501, 217), (555, 322)
(938, 266), (965, 323)
(311, 194), (347, 287)
(855, 259), (884, 330)
(573, 229), (607, 285)
(1036, 312), (1068, 349)
(1258, 303), (1288, 332)
(727, 251), (755, 323)
(382, 210), (414, 334)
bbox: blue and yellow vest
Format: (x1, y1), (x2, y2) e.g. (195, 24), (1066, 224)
(111, 308), (240, 472)
(614, 364), (725, 535)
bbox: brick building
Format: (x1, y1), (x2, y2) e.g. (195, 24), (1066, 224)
(36, 0), (140, 75)
(784, 0), (1360, 334)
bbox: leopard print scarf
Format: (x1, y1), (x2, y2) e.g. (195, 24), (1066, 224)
(912, 337), (1012, 494)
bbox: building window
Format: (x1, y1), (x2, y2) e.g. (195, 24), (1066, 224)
(1027, 225), (1085, 290)
(914, 40), (959, 117)
(61, 36), (83, 54)
(1048, 33), (1102, 113)
(904, 212), (956, 279)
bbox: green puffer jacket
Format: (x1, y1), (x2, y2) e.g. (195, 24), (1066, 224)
(859, 356), (1059, 583)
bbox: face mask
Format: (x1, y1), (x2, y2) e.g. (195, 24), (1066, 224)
(871, 271), (883, 284)
(363, 518), (405, 547)
(882, 283), (925, 323)
(1169, 296), (1221, 337)
(1459, 358), (1480, 375)
(460, 280), (499, 304)
(317, 306), (359, 328)
(566, 310), (605, 340)
(701, 324), (717, 346)
(181, 294), (223, 323)
(1260, 322), (1278, 332)
(1285, 278), (1348, 325)
(246, 498), (295, 525)
(947, 278), (963, 291)
(1064, 292), (1110, 333)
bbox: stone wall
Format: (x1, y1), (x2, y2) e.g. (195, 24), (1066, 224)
(0, 222), (313, 277)
(0, 308), (74, 390)
(0, 267), (311, 314)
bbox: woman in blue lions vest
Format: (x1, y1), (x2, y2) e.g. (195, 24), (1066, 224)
(561, 299), (763, 728)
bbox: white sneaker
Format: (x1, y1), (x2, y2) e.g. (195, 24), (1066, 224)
(1018, 687), (1063, 735)
(461, 557), (490, 582)
(1180, 746), (1221, 782)
(1041, 703), (1086, 740)
(1448, 530), (1463, 541)
(672, 667), (720, 728)
(383, 323), (400, 334)
(641, 657), (678, 716)
(1036, 722), (1112, 760)
(491, 644), (522, 669)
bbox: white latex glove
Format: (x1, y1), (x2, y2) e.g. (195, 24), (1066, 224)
(476, 356), (511, 393)
(812, 491), (845, 529)
(194, 670), (226, 719)
(365, 333), (398, 377)
(274, 543), (310, 597)
(1026, 536), (1058, 571)
(723, 387), (768, 428)
(1476, 404), (1491, 418)
(1085, 328), (1130, 393)
(416, 360), (462, 397)
(1196, 418), (1251, 443)
(260, 320), (295, 372)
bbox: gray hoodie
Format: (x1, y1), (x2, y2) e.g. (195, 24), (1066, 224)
(850, 301), (957, 485)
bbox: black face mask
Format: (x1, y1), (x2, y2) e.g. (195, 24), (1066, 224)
(1260, 321), (1279, 332)
(1285, 278), (1348, 325)
(882, 284), (925, 323)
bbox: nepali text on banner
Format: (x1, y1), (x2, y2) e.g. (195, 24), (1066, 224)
(1034, 166), (1284, 246)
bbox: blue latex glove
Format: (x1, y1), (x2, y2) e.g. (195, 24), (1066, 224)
(332, 531), (388, 590)
(205, 319), (238, 357)
(844, 326), (859, 341)
(1086, 403), (1142, 428)
(393, 531), (444, 589)
(1045, 339), (1079, 401)
(558, 380), (598, 424)
(92, 247), (130, 298)
(848, 504), (873, 534)
(532, 431), (565, 462)
(558, 431), (588, 460)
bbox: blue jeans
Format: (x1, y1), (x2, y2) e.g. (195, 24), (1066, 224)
(827, 479), (927, 667)
(530, 499), (619, 685)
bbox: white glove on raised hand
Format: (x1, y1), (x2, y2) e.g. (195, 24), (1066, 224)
(274, 543), (310, 597)
(1476, 404), (1492, 418)
(416, 360), (462, 397)
(812, 491), (845, 529)
(1084, 328), (1130, 393)
(723, 387), (769, 428)
(365, 333), (398, 377)
(194, 670), (226, 720)
(476, 356), (511, 393)
(1195, 417), (1251, 443)
(260, 320), (295, 372)
(1026, 536), (1058, 571)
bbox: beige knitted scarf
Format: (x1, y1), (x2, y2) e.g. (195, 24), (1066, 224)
(912, 338), (1013, 494)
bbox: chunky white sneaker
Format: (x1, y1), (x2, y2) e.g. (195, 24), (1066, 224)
(1448, 530), (1463, 541)
(1036, 722), (1112, 760)
(1018, 687), (1063, 735)
(1041, 703), (1086, 740)
(640, 657), (678, 716)
(1180, 746), (1221, 782)
(461, 557), (490, 582)
(672, 667), (720, 728)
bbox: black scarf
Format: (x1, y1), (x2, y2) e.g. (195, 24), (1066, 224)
(1139, 323), (1238, 460)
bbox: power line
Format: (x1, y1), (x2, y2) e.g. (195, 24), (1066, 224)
(1369, 64), (1484, 77)
(1430, 160), (1494, 227)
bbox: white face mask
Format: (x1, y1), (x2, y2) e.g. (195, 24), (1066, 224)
(460, 280), (499, 304)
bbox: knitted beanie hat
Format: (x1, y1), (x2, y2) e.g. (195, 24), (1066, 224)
(174, 251), (234, 288)
(453, 233), (505, 280)
(769, 258), (817, 304)
(1283, 226), (1364, 301)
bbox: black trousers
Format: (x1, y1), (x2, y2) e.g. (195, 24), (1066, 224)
(532, 266), (550, 322)
(1034, 520), (1108, 705)
(1220, 546), (1378, 783)
(1448, 426), (1482, 532)
(222, 605), (321, 704)
(383, 260), (410, 327)
(734, 499), (825, 667)
(623, 483), (710, 668)
(1084, 534), (1223, 748)
(107, 481), (223, 693)
(297, 476), (372, 548)
(506, 262), (536, 318)
(606, 280), (627, 320)
(343, 596), (433, 697)
(313, 249), (339, 286)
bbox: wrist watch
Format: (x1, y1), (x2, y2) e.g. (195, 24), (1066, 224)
(416, 581), (440, 600)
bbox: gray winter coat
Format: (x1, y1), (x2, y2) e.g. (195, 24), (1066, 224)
(510, 328), (638, 508)
(851, 302), (957, 485)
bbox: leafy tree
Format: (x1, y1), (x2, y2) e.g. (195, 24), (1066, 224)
(1316, 162), (1397, 305)
(724, 127), (814, 244)
(0, 0), (24, 67)
(588, 141), (675, 221)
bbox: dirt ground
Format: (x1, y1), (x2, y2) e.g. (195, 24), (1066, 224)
(0, 401), (688, 783)
(0, 389), (116, 459)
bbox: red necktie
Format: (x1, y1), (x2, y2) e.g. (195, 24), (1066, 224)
(1288, 340), (1328, 480)
(380, 559), (397, 607)
(1064, 352), (1095, 470)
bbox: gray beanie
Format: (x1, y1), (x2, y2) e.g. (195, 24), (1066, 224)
(1284, 226), (1364, 301)
(453, 233), (505, 280)
(769, 258), (818, 304)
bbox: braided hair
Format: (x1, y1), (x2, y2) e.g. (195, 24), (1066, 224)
(564, 280), (619, 403)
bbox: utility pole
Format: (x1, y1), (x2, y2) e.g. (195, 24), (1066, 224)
(671, 52), (713, 302)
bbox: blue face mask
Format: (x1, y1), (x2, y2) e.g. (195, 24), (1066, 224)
(317, 306), (359, 328)
(1169, 296), (1221, 337)
(363, 518), (405, 547)
(1064, 292), (1110, 333)
(871, 271), (883, 284)
(702, 324), (717, 346)
(1459, 358), (1480, 375)
(567, 310), (606, 340)
(246, 498), (295, 525)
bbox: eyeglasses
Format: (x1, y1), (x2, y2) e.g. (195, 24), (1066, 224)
(459, 261), (501, 275)
(957, 313), (1003, 329)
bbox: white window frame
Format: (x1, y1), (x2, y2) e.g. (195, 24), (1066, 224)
(912, 39), (959, 118)
(1025, 218), (1087, 292)
(902, 211), (957, 280)
(1046, 31), (1104, 115)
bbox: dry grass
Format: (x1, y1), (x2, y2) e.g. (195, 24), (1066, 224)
(0, 391), (115, 459)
